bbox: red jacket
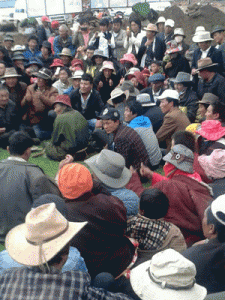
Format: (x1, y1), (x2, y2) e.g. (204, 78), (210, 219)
(154, 175), (212, 246)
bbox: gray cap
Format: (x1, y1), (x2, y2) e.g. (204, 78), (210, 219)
(163, 144), (194, 173)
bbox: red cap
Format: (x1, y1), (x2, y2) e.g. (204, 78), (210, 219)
(71, 58), (84, 70)
(41, 16), (50, 22)
(50, 58), (64, 68)
(54, 95), (72, 108)
(51, 20), (60, 29)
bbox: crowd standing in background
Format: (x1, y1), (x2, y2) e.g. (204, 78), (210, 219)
(1, 12), (225, 299)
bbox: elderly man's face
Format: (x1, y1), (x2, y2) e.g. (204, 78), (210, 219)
(59, 27), (68, 39)
(0, 90), (9, 108)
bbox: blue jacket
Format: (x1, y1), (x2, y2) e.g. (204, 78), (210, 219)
(53, 35), (76, 57)
(128, 115), (151, 129)
(23, 47), (41, 60)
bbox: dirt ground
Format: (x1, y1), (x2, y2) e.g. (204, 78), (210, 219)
(1, 4), (225, 46)
(161, 4), (225, 44)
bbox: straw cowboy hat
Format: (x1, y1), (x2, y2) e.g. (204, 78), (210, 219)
(59, 48), (73, 57)
(85, 149), (132, 189)
(192, 31), (213, 43)
(1, 67), (21, 78)
(107, 87), (129, 106)
(196, 57), (218, 71)
(6, 203), (87, 266)
(130, 249), (207, 300)
(144, 23), (158, 32)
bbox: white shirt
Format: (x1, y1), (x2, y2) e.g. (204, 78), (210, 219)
(201, 46), (211, 59)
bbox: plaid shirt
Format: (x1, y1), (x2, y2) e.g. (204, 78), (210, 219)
(0, 267), (133, 300)
(127, 214), (171, 250)
(113, 124), (150, 170)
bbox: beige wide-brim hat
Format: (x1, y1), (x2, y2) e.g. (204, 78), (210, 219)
(144, 23), (158, 32)
(196, 57), (218, 71)
(85, 149), (132, 189)
(6, 203), (87, 266)
(130, 249), (207, 300)
(1, 67), (21, 78)
(107, 87), (129, 106)
(59, 48), (73, 57)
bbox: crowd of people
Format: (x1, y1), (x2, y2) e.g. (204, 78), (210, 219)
(1, 11), (225, 299)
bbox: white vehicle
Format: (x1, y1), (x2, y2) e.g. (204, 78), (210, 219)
(7, 0), (82, 31)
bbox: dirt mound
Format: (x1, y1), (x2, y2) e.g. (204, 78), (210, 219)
(161, 4), (225, 44)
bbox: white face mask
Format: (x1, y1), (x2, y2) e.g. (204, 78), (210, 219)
(175, 36), (183, 44)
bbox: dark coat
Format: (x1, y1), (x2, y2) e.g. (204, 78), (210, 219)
(3, 81), (27, 121)
(137, 36), (166, 67)
(36, 25), (53, 48)
(94, 72), (120, 104)
(0, 159), (60, 243)
(69, 88), (104, 120)
(0, 100), (18, 131)
(179, 87), (199, 122)
(197, 72), (225, 102)
(66, 182), (135, 278)
(140, 86), (164, 105)
(141, 104), (164, 133)
(183, 238), (225, 294)
(192, 46), (224, 74)
(154, 175), (212, 246)
(163, 53), (191, 78)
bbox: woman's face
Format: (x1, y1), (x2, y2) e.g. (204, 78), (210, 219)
(95, 56), (103, 66)
(103, 68), (112, 79)
(131, 21), (139, 34)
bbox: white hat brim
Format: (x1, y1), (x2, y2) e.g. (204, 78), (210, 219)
(130, 260), (207, 300)
(6, 221), (87, 266)
(85, 154), (131, 189)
